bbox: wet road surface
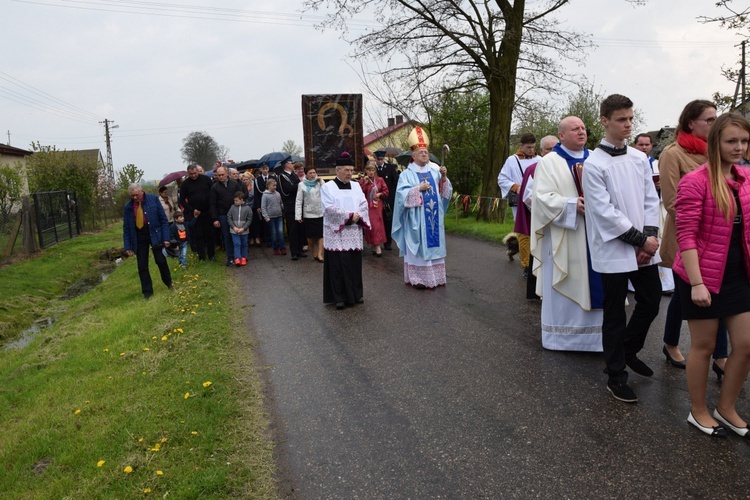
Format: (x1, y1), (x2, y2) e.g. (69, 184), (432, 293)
(239, 234), (750, 498)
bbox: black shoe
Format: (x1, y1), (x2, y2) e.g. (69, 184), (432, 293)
(292, 255), (299, 261)
(687, 412), (727, 438)
(225, 260), (233, 266)
(299, 253), (308, 258)
(625, 356), (654, 377)
(607, 381), (638, 403)
(209, 257), (217, 262)
(712, 361), (725, 382)
(663, 346), (686, 369)
(522, 267), (529, 279)
(356, 297), (364, 304)
(142, 294), (153, 301)
(335, 302), (345, 310)
(713, 409), (750, 438)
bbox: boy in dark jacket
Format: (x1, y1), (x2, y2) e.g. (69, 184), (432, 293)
(170, 210), (189, 268)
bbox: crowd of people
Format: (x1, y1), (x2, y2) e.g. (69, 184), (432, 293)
(500, 93), (750, 439)
(122, 125), (452, 308)
(122, 94), (750, 438)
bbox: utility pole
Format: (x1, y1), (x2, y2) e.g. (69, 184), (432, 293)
(6, 130), (10, 145)
(101, 119), (117, 185)
(732, 40), (747, 110)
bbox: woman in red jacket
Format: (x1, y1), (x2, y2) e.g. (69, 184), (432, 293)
(674, 112), (750, 438)
(359, 160), (390, 256)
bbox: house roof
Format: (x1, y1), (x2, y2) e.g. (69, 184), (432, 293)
(0, 143), (33, 156)
(363, 120), (417, 147)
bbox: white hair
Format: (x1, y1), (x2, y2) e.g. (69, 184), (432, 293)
(128, 182), (142, 192)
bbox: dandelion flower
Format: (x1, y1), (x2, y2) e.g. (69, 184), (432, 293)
(143, 347), (150, 351)
(191, 431), (198, 435)
(74, 409), (81, 415)
(208, 302), (213, 306)
(103, 348), (109, 352)
(138, 437), (144, 442)
(191, 311), (196, 315)
(144, 487), (151, 493)
(184, 392), (190, 399)
(161, 336), (167, 341)
(156, 470), (163, 476)
(177, 328), (183, 333)
(202, 381), (212, 388)
(151, 443), (161, 452)
(124, 466), (133, 473)
(160, 437), (168, 443)
(120, 352), (125, 356)
(97, 460), (105, 467)
(151, 336), (157, 340)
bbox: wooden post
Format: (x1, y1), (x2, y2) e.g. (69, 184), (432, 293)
(21, 196), (38, 254)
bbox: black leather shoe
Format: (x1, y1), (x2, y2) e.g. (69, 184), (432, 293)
(625, 356), (654, 377)
(292, 255), (299, 261)
(355, 297), (364, 304)
(663, 346), (686, 369)
(335, 302), (345, 310)
(607, 382), (637, 403)
(713, 361), (725, 382)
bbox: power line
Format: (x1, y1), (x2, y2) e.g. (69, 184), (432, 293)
(0, 71), (103, 121)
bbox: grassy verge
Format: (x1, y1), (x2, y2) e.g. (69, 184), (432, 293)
(444, 205), (515, 243)
(0, 225), (276, 498)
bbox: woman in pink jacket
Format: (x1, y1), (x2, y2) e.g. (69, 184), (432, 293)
(674, 112), (750, 438)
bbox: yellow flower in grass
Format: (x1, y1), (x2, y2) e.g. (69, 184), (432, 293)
(202, 381), (212, 388)
(161, 336), (168, 341)
(191, 431), (198, 435)
(160, 437), (168, 443)
(208, 302), (213, 306)
(177, 328), (183, 333)
(138, 437), (144, 442)
(144, 487), (151, 493)
(156, 470), (163, 476)
(97, 460), (105, 467)
(120, 352), (125, 356)
(184, 392), (190, 399)
(74, 409), (81, 415)
(143, 347), (150, 351)
(191, 311), (196, 315)
(103, 348), (109, 352)
(124, 466), (133, 473)
(151, 336), (157, 340)
(151, 443), (161, 452)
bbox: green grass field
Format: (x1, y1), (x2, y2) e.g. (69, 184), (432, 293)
(0, 225), (276, 498)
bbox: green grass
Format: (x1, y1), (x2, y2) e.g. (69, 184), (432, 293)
(0, 226), (276, 498)
(444, 204), (515, 243)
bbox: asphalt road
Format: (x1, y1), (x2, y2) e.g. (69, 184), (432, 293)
(239, 234), (750, 499)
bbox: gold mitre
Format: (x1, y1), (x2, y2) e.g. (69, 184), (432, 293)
(408, 126), (430, 151)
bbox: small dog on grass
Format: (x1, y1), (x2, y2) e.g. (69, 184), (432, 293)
(503, 232), (519, 261)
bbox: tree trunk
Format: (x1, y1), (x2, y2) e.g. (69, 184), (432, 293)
(477, 3), (524, 222)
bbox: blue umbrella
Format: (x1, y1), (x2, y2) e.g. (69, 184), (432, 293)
(258, 152), (287, 169)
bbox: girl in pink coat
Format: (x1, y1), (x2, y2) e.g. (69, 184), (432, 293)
(674, 112), (750, 438)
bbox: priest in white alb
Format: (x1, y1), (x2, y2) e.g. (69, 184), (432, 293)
(530, 116), (603, 352)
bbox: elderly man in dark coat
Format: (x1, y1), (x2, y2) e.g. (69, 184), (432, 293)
(123, 183), (172, 300)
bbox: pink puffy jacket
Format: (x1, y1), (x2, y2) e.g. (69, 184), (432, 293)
(673, 164), (750, 294)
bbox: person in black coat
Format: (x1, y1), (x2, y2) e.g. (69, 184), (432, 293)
(277, 157), (306, 259)
(209, 166), (241, 265)
(179, 164), (215, 261)
(373, 150), (400, 250)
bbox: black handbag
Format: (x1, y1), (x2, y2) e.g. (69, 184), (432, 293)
(506, 156), (524, 207)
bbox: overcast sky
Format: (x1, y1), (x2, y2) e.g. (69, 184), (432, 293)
(1, 0), (745, 181)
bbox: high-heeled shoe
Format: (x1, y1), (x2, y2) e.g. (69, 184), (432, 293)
(662, 346), (686, 369)
(687, 412), (727, 438)
(712, 361), (724, 382)
(713, 409), (750, 438)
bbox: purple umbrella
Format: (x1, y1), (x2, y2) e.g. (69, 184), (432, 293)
(158, 170), (187, 188)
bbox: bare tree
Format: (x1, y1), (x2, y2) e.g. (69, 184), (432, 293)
(281, 139), (303, 156)
(305, 0), (595, 219)
(180, 131), (227, 168)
